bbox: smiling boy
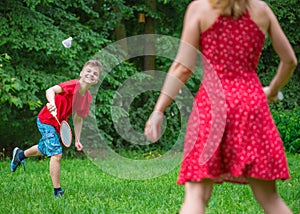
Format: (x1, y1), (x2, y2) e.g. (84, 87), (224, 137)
(11, 59), (102, 197)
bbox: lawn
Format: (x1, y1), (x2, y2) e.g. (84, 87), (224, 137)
(0, 153), (299, 214)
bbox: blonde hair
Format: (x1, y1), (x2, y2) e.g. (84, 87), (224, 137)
(83, 59), (103, 72)
(209, 0), (249, 18)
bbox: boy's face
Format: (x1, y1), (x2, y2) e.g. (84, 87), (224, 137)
(80, 65), (100, 85)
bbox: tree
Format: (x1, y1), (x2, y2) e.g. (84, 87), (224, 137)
(0, 0), (299, 156)
(0, 0), (113, 151)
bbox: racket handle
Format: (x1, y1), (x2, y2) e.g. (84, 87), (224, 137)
(51, 114), (61, 126)
(47, 104), (61, 126)
(50, 110), (57, 117)
(54, 116), (61, 126)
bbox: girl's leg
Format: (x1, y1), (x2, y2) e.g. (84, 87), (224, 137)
(179, 179), (214, 214)
(247, 177), (292, 214)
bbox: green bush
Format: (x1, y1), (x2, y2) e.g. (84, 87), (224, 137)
(1, 0), (299, 159)
(271, 104), (300, 153)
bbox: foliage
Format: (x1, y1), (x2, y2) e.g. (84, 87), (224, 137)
(258, 0), (300, 153)
(0, 0), (111, 150)
(258, 0), (300, 109)
(271, 104), (300, 153)
(0, 154), (299, 213)
(0, 0), (299, 155)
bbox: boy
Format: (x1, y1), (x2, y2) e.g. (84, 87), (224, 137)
(10, 59), (102, 197)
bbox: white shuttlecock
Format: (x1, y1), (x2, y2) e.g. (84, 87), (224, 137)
(62, 37), (73, 48)
(277, 91), (284, 100)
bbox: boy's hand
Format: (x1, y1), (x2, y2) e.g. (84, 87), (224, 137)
(75, 141), (83, 151)
(47, 102), (57, 116)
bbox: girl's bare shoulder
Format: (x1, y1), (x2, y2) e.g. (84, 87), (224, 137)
(188, 0), (213, 14)
(249, 0), (272, 18)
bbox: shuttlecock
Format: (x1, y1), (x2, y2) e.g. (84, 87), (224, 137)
(277, 91), (284, 101)
(62, 37), (73, 48)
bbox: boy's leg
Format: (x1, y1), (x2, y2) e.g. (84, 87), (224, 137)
(50, 154), (64, 197)
(24, 145), (43, 157)
(11, 147), (26, 172)
(11, 145), (43, 172)
(247, 177), (292, 214)
(179, 180), (214, 214)
(36, 117), (64, 196)
(50, 154), (63, 188)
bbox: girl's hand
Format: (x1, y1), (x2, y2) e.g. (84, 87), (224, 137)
(263, 86), (281, 103)
(144, 111), (164, 143)
(75, 141), (83, 151)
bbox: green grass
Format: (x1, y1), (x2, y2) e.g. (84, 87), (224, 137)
(0, 153), (299, 214)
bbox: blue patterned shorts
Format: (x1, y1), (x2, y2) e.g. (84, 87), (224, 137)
(37, 117), (62, 157)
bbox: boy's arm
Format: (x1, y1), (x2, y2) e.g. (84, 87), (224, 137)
(73, 113), (83, 151)
(46, 85), (63, 114)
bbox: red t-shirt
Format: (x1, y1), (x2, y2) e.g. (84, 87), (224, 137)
(38, 79), (92, 132)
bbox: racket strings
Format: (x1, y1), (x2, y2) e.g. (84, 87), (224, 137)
(60, 121), (72, 147)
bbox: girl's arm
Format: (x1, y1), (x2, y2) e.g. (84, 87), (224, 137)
(144, 2), (202, 142)
(265, 3), (297, 100)
(152, 2), (202, 113)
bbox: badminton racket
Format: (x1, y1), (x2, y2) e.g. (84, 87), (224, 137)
(51, 111), (72, 148)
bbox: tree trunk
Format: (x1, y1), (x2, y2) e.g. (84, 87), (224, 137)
(144, 0), (156, 75)
(113, 7), (128, 57)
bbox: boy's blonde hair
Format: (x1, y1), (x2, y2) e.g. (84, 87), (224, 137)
(83, 60), (103, 72)
(209, 0), (249, 19)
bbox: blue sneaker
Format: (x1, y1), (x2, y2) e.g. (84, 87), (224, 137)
(11, 147), (25, 172)
(54, 190), (64, 197)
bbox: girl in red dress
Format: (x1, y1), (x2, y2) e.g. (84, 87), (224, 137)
(145, 0), (297, 213)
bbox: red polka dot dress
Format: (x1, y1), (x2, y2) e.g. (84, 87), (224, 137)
(177, 11), (291, 184)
